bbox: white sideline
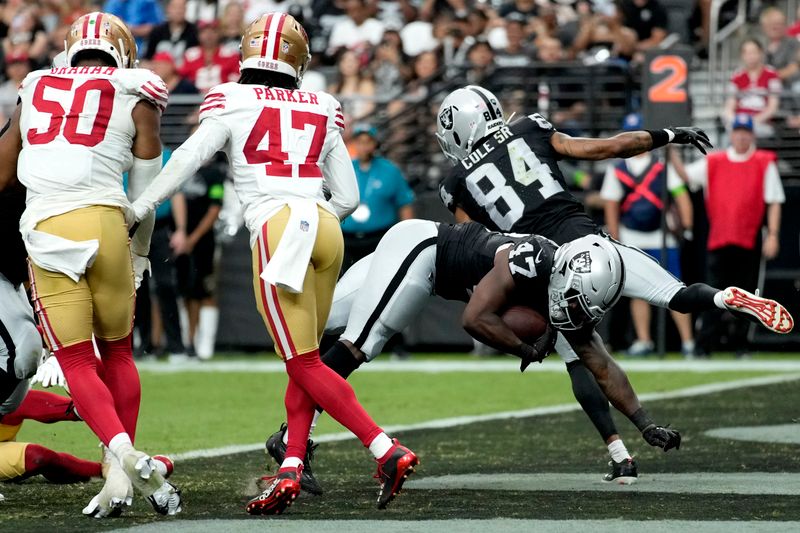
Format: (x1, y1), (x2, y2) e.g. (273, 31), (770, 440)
(171, 373), (800, 462)
(138, 358), (800, 374)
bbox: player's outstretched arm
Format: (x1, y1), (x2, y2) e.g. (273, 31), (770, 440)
(132, 118), (229, 223)
(0, 107), (22, 192)
(463, 248), (550, 370)
(551, 127), (712, 161)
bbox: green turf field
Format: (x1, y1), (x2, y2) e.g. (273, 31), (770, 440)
(2, 354), (800, 532)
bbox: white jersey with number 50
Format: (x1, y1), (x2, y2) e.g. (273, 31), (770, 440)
(17, 66), (168, 228)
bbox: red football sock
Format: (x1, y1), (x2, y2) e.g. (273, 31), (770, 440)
(283, 377), (316, 463)
(54, 340), (127, 446)
(96, 334), (140, 442)
(285, 350), (383, 447)
(0, 390), (78, 426)
(24, 443), (102, 483)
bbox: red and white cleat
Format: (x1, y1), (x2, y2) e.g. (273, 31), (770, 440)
(246, 467), (302, 515)
(723, 287), (794, 334)
(375, 439), (419, 510)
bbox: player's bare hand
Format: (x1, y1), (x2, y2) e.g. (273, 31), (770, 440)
(642, 424), (682, 451)
(519, 326), (556, 372)
(668, 127), (713, 155)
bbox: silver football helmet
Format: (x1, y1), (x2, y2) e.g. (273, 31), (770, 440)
(435, 85), (505, 164)
(548, 235), (625, 331)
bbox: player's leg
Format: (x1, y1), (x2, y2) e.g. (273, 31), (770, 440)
(29, 209), (127, 447)
(251, 209), (417, 513)
(90, 207), (140, 443)
(1, 274), (42, 414)
(554, 335), (635, 484)
(323, 253), (374, 337)
(34, 207), (178, 515)
(611, 240), (792, 333)
(325, 219), (438, 377)
(23, 443), (101, 483)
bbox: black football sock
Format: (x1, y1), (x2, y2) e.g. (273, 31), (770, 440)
(566, 360), (618, 442)
(668, 283), (720, 313)
(320, 340), (363, 380)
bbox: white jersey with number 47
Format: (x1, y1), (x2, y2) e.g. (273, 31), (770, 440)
(17, 66), (168, 227)
(132, 82), (357, 245)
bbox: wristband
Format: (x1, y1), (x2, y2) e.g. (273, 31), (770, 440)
(646, 129), (670, 149)
(629, 407), (655, 432)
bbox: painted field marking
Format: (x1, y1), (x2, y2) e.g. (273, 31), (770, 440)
(407, 472), (800, 495)
(706, 424), (800, 445)
(138, 359), (800, 374)
(172, 373), (800, 461)
(117, 518), (800, 533)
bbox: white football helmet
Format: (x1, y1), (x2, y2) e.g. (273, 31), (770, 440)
(548, 235), (625, 331)
(435, 85), (505, 164)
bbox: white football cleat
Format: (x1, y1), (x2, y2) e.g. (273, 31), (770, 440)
(148, 480), (183, 516)
(83, 453), (132, 518)
(722, 287), (794, 334)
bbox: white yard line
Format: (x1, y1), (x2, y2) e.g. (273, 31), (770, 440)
(172, 373), (800, 462)
(138, 358), (800, 374)
(407, 472), (800, 495)
(117, 519), (800, 533)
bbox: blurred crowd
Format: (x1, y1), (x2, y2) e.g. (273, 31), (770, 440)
(0, 0), (795, 358)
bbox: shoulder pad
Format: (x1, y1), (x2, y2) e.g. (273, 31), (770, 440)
(120, 69), (169, 113)
(198, 83), (233, 122)
(19, 69), (47, 92)
(525, 113), (554, 131)
(318, 91), (344, 133)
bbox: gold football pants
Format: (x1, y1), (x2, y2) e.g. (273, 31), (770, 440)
(28, 206), (134, 350)
(251, 206), (343, 360)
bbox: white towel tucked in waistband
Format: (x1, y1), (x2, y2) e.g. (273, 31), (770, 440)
(25, 230), (99, 283)
(261, 200), (319, 294)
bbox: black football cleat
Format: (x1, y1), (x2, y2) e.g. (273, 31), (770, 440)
(602, 457), (638, 485)
(265, 423), (324, 495)
(246, 468), (301, 516)
(374, 439), (419, 509)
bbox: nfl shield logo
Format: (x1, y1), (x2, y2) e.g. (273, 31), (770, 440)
(282, 41), (290, 53)
(249, 38), (260, 48)
(439, 106), (454, 130)
(569, 251), (592, 274)
(300, 220), (309, 232)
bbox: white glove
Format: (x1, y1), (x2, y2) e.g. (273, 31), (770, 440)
(132, 254), (150, 290)
(31, 355), (66, 389)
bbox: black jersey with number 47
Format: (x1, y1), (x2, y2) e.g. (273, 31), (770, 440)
(439, 113), (598, 244)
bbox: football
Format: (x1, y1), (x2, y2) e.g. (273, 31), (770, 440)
(501, 305), (548, 343)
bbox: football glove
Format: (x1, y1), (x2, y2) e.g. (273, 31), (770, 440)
(519, 326), (557, 372)
(31, 354), (66, 389)
(668, 127), (713, 155)
(132, 254), (150, 290)
(642, 423), (682, 451)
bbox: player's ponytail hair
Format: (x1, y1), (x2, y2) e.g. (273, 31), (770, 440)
(238, 68), (297, 89)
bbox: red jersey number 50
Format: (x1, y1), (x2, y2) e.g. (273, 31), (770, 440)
(27, 76), (115, 146)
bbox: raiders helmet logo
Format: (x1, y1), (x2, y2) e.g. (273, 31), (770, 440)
(569, 251), (592, 274)
(439, 106), (454, 130)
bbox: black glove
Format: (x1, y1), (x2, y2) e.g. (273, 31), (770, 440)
(642, 423), (682, 451)
(519, 326), (557, 373)
(668, 127), (713, 155)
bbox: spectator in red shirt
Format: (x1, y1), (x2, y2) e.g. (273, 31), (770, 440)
(723, 39), (781, 137)
(788, 6), (800, 38)
(179, 19), (239, 93)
